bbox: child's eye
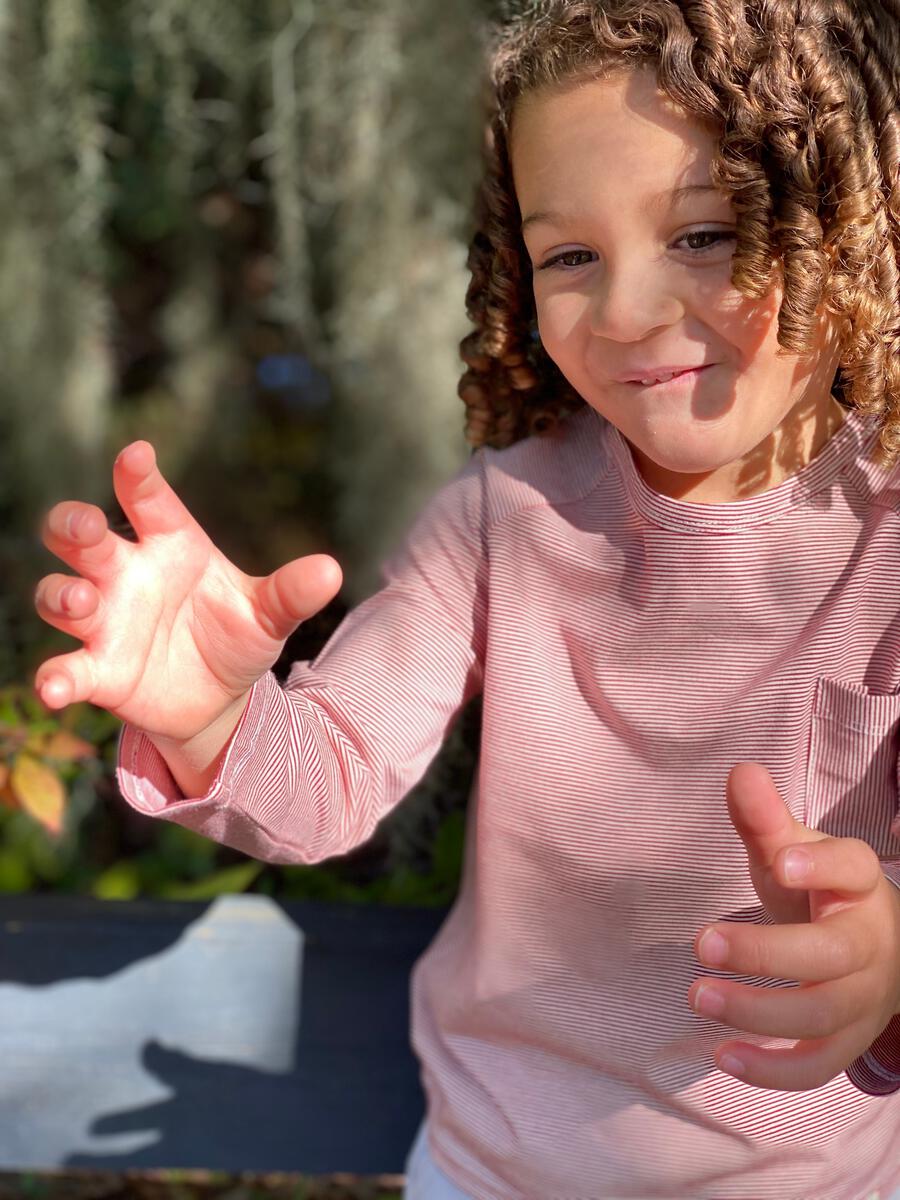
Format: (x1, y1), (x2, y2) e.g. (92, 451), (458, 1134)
(675, 229), (736, 254)
(536, 250), (595, 271)
(535, 229), (736, 272)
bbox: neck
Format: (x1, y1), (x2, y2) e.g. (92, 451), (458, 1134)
(628, 394), (849, 505)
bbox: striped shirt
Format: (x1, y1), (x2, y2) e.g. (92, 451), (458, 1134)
(118, 402), (900, 1199)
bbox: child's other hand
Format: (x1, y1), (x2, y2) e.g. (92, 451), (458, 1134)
(688, 761), (900, 1091)
(34, 441), (342, 743)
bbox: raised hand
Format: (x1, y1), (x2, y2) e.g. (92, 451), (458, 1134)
(688, 762), (900, 1091)
(34, 440), (342, 745)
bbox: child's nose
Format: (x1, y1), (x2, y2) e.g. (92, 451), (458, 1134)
(585, 265), (683, 343)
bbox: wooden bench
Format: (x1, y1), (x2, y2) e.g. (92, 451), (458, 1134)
(0, 894), (447, 1176)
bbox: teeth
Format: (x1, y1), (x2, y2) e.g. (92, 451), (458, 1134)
(640, 370), (680, 385)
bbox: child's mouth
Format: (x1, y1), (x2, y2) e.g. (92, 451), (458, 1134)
(628, 365), (715, 390)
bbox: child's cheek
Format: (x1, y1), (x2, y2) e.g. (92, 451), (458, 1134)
(536, 291), (592, 357)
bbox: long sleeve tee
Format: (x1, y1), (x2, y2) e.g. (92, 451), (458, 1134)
(117, 402), (900, 1200)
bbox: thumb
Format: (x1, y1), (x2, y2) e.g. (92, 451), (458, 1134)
(255, 554), (343, 643)
(725, 761), (821, 872)
(725, 762), (828, 924)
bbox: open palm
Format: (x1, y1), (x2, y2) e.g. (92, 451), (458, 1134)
(34, 441), (342, 743)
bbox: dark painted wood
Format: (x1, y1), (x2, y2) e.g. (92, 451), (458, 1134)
(0, 895), (448, 1174)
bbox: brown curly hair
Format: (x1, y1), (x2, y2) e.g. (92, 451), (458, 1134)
(458, 0), (900, 468)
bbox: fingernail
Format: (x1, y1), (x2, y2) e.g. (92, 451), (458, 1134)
(784, 849), (811, 881)
(694, 984), (725, 1017)
(720, 1051), (746, 1076)
(698, 930), (729, 965)
(66, 511), (82, 538)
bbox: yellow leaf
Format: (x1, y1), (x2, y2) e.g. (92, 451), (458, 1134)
(10, 755), (66, 835)
(42, 731), (96, 762)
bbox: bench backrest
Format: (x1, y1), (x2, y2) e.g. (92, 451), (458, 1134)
(0, 894), (447, 1174)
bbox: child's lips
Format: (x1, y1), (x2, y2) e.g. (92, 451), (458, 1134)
(626, 364), (716, 389)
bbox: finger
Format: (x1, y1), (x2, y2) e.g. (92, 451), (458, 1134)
(253, 554), (343, 643)
(112, 441), (207, 541)
(775, 837), (883, 898)
(696, 907), (870, 982)
(34, 574), (101, 637)
(689, 975), (860, 1040)
(34, 651), (97, 710)
(40, 502), (121, 583)
(725, 762), (811, 870)
(712, 1022), (868, 1091)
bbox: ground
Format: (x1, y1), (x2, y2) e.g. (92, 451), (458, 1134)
(0, 1170), (404, 1199)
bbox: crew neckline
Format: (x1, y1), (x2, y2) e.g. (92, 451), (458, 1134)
(591, 404), (880, 534)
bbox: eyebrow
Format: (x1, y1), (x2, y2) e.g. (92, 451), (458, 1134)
(520, 183), (723, 234)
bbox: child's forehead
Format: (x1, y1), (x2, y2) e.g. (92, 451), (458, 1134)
(510, 70), (722, 195)
(513, 66), (717, 138)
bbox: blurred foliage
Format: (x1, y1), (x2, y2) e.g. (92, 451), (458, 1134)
(0, 684), (118, 890)
(0, 703), (93, 839)
(1, 0), (491, 902)
(0, 680), (465, 904)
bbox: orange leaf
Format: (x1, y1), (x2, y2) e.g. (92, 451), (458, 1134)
(42, 731), (97, 762)
(0, 762), (8, 790)
(10, 755), (66, 835)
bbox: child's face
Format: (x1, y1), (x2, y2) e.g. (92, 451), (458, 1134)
(511, 68), (845, 503)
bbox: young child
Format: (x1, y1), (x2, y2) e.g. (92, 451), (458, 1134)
(32, 0), (900, 1196)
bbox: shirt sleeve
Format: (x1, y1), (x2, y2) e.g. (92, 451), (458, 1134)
(115, 448), (489, 865)
(844, 861), (900, 1095)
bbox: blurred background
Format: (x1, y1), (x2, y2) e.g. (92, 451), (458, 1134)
(0, 0), (503, 905)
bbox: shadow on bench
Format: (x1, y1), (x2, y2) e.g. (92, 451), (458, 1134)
(0, 894), (448, 1175)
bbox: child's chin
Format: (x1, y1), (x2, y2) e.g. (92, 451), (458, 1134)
(632, 432), (745, 474)
(625, 434), (755, 499)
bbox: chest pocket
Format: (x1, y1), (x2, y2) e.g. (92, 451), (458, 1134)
(805, 675), (900, 856)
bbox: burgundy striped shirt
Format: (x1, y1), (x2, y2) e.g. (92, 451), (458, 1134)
(118, 403), (900, 1198)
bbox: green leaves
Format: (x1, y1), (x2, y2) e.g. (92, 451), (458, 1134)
(0, 681), (465, 906)
(93, 855), (264, 900)
(0, 683), (105, 837)
(278, 810), (466, 908)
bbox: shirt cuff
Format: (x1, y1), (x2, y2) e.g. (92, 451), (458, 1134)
(115, 672), (277, 813)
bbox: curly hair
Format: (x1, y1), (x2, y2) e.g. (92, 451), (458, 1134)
(458, 0), (900, 468)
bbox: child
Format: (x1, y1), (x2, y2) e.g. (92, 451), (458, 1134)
(32, 0), (900, 1195)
